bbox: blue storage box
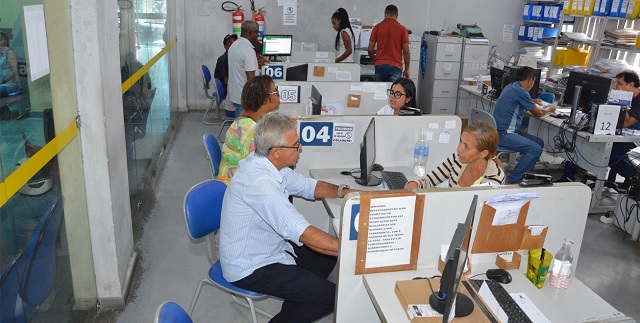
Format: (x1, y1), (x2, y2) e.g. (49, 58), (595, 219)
(531, 4), (544, 20)
(524, 3), (533, 20)
(518, 25), (528, 41)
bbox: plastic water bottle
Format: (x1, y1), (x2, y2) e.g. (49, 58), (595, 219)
(413, 128), (429, 176)
(549, 239), (574, 289)
(476, 75), (483, 92)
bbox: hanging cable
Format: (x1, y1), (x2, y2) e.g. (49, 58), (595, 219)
(221, 1), (240, 12)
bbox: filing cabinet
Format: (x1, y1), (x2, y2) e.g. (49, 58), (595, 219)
(417, 34), (462, 115)
(407, 33), (421, 98)
(457, 39), (490, 116)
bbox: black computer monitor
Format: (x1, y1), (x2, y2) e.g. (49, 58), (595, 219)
(285, 64), (308, 81)
(262, 35), (293, 58)
(429, 195), (478, 321)
(562, 71), (613, 112)
(310, 85), (322, 115)
(502, 66), (541, 99)
(356, 118), (382, 186)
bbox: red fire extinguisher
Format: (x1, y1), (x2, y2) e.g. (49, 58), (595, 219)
(232, 6), (244, 37)
(253, 8), (265, 43)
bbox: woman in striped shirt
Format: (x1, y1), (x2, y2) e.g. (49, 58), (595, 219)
(405, 122), (505, 189)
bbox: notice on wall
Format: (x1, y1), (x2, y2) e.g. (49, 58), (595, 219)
(503, 24), (515, 43)
(23, 5), (50, 81)
(283, 5), (297, 25)
(365, 196), (416, 268)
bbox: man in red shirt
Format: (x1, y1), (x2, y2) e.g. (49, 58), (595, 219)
(367, 5), (410, 82)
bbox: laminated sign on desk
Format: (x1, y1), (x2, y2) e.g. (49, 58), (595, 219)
(355, 191), (425, 275)
(471, 193), (539, 253)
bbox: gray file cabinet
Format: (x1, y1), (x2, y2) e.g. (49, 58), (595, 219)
(457, 39), (490, 116)
(417, 35), (462, 115)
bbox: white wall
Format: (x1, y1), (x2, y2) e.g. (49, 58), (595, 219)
(184, 0), (522, 110)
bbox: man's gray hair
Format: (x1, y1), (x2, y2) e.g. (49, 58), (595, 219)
(240, 20), (259, 37)
(254, 112), (297, 157)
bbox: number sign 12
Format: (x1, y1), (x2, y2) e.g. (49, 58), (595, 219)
(299, 122), (333, 146)
(278, 85), (300, 103)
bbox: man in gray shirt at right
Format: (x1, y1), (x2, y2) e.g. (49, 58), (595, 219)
(228, 20), (260, 118)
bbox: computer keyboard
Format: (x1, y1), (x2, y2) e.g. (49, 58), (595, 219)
(469, 279), (533, 323)
(380, 171), (408, 190)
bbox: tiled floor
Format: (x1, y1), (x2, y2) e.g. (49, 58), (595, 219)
(96, 112), (639, 322)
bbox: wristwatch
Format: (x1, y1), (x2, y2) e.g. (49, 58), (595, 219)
(338, 184), (350, 198)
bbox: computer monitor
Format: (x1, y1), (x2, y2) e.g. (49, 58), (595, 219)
(562, 71), (613, 112)
(261, 35), (293, 58)
(285, 64), (308, 81)
(429, 195), (478, 321)
(502, 66), (541, 99)
(356, 117), (382, 186)
(310, 85), (322, 115)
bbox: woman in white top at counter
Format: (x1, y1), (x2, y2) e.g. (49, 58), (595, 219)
(377, 78), (416, 115)
(331, 8), (355, 63)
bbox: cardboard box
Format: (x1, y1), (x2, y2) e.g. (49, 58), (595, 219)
(460, 115), (469, 136)
(495, 251), (522, 270)
(395, 279), (494, 322)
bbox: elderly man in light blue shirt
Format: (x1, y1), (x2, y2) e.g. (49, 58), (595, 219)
(220, 112), (354, 323)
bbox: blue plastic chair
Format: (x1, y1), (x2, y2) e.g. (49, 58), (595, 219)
(201, 65), (225, 125)
(20, 197), (64, 320)
(183, 180), (272, 322)
(154, 301), (193, 323)
(470, 108), (519, 170)
(538, 92), (555, 104)
(0, 252), (27, 322)
(203, 133), (222, 178)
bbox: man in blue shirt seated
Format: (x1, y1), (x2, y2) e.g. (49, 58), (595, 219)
(219, 112), (355, 322)
(608, 71), (640, 189)
(493, 66), (556, 184)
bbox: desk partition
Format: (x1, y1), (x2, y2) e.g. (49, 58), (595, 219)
(293, 115), (462, 232)
(323, 184), (592, 322)
(288, 51), (336, 63)
(275, 81), (391, 117)
(263, 62), (361, 82)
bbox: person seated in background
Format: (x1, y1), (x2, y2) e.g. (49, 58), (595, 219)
(377, 78), (416, 115)
(214, 34), (238, 119)
(608, 71), (640, 189)
(492, 66), (555, 184)
(405, 122), (505, 189)
(217, 75), (280, 184)
(220, 112), (355, 322)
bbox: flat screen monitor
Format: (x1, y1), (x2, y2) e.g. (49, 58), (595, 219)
(310, 85), (322, 115)
(502, 66), (541, 99)
(562, 71), (612, 112)
(261, 35), (293, 57)
(356, 118), (382, 186)
(429, 195), (478, 321)
(286, 64), (308, 81)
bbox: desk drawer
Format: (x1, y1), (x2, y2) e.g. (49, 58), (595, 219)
(434, 62), (461, 79)
(432, 80), (458, 98)
(435, 43), (462, 61)
(431, 98), (457, 115)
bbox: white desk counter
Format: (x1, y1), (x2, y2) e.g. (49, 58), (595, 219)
(362, 267), (635, 323)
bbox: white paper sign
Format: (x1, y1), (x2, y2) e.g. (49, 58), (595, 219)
(593, 105), (622, 135)
(23, 5), (50, 80)
(335, 71), (352, 81)
(365, 196), (416, 269)
(332, 123), (355, 143)
(283, 6), (297, 25)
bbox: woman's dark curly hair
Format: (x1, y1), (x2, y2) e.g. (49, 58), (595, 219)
(241, 75), (274, 112)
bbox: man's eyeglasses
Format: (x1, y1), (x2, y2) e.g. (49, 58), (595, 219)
(387, 89), (406, 99)
(270, 142), (302, 152)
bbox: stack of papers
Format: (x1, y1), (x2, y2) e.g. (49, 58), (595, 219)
(602, 29), (640, 48)
(630, 146), (640, 157)
(559, 32), (597, 45)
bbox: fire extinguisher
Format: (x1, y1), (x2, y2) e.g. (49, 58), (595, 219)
(253, 8), (265, 43)
(232, 6), (244, 37)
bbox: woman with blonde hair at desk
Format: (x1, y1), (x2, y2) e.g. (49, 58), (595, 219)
(377, 78), (416, 115)
(218, 75), (280, 184)
(405, 122), (505, 189)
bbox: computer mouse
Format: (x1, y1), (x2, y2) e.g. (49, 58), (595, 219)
(486, 268), (512, 284)
(372, 163), (384, 172)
